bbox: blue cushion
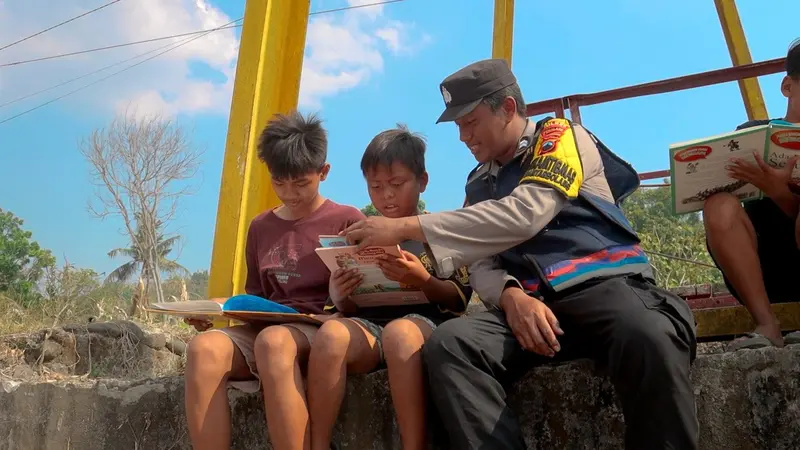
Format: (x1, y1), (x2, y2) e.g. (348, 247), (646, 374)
(221, 294), (299, 314)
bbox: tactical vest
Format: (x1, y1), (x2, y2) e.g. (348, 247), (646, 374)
(465, 117), (654, 297)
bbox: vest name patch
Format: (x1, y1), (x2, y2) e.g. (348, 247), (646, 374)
(520, 118), (584, 198)
(523, 155), (578, 191)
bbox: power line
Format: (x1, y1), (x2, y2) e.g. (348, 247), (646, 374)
(0, 0), (406, 124)
(0, 21), (242, 68)
(0, 19), (237, 126)
(0, 0), (123, 52)
(0, 34), (208, 109)
(311, 0), (404, 15)
(0, 0), (404, 68)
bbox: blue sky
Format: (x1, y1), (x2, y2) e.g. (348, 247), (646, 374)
(0, 0), (798, 277)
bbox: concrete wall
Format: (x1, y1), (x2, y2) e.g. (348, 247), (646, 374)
(2, 345), (800, 450)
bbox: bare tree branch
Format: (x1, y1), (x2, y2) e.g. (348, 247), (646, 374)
(80, 108), (202, 311)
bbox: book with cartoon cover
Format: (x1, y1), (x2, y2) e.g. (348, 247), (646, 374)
(669, 122), (800, 214)
(316, 235), (429, 307)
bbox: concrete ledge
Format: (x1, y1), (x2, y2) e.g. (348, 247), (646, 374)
(2, 346), (800, 450)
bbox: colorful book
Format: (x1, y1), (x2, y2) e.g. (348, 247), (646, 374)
(669, 122), (800, 214)
(145, 294), (323, 326)
(316, 235), (429, 308)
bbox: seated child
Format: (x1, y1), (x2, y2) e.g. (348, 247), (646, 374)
(183, 111), (365, 450)
(306, 125), (473, 450)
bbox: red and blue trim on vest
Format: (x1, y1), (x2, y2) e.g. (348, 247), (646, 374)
(521, 244), (649, 295)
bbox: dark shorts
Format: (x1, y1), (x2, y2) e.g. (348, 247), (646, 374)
(706, 198), (800, 304)
(350, 314), (440, 363)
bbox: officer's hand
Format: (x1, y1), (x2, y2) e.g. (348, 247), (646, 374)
(341, 216), (406, 250)
(500, 287), (564, 357)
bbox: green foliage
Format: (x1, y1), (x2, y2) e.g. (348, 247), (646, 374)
(622, 184), (722, 288)
(162, 269), (209, 300)
(106, 220), (188, 284)
(0, 209), (55, 300)
(361, 199), (427, 217)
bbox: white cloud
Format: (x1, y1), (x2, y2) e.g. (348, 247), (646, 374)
(0, 0), (429, 119)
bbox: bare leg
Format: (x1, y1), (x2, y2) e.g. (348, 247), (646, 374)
(703, 193), (782, 345)
(382, 318), (434, 450)
(254, 325), (316, 450)
(185, 331), (253, 450)
(307, 319), (381, 450)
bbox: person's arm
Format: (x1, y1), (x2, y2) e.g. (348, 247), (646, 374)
(796, 210), (800, 250)
(244, 221), (265, 297)
(417, 120), (602, 276)
(419, 276), (466, 313)
(771, 190), (800, 218)
(468, 256), (521, 308)
(415, 183), (566, 276)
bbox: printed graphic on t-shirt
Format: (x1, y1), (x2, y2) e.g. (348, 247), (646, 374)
(266, 243), (303, 284)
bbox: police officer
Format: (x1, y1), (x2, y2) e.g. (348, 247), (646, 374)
(343, 59), (698, 450)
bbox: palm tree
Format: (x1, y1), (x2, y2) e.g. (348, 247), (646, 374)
(106, 233), (188, 283)
(106, 220), (188, 315)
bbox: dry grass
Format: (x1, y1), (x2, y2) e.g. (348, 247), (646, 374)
(0, 291), (196, 382)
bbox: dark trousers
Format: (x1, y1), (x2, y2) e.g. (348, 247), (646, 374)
(422, 276), (698, 450)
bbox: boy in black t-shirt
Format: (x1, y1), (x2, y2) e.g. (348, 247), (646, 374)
(704, 38), (800, 350)
(306, 126), (472, 450)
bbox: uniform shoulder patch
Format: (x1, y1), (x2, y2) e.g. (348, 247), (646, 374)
(519, 118), (584, 199)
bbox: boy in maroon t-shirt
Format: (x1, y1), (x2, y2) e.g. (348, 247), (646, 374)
(183, 111), (364, 450)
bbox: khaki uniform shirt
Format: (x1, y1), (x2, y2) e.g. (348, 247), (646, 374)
(419, 120), (615, 307)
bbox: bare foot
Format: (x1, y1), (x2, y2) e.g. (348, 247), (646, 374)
(754, 322), (784, 347)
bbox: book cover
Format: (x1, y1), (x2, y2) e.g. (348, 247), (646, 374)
(315, 242), (429, 308)
(145, 294), (323, 325)
(669, 122), (800, 215)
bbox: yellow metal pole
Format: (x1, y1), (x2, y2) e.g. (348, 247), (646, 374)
(492, 0), (514, 65)
(713, 0), (768, 120)
(209, 0), (312, 298)
(208, 0), (268, 299)
(232, 0), (312, 295)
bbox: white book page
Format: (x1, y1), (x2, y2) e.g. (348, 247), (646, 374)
(670, 126), (767, 214)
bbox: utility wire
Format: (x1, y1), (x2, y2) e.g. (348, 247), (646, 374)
(0, 21), (242, 68)
(0, 0), (404, 68)
(0, 0), (405, 124)
(0, 19), (236, 125)
(0, 33), (206, 109)
(643, 250), (718, 269)
(0, 0), (123, 52)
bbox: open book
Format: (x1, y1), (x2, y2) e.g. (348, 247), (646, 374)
(145, 294), (323, 326)
(669, 122), (800, 214)
(316, 235), (429, 308)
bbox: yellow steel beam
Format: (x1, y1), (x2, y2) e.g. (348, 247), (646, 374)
(208, 0), (268, 299)
(694, 302), (800, 339)
(713, 0), (768, 120)
(209, 0), (312, 299)
(492, 0), (514, 65)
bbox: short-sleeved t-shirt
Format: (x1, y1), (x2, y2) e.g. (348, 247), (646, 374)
(244, 199), (365, 314)
(324, 239), (473, 326)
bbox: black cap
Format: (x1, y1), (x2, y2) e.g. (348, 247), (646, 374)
(435, 58), (518, 124)
(788, 38), (800, 77)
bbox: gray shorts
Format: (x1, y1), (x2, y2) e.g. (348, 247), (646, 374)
(350, 314), (438, 364)
(209, 321), (319, 393)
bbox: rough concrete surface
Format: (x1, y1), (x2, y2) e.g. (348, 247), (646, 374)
(2, 345), (800, 450)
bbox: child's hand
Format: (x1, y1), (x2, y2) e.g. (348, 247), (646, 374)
(377, 250), (431, 288)
(184, 317), (213, 332)
(330, 268), (363, 306)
